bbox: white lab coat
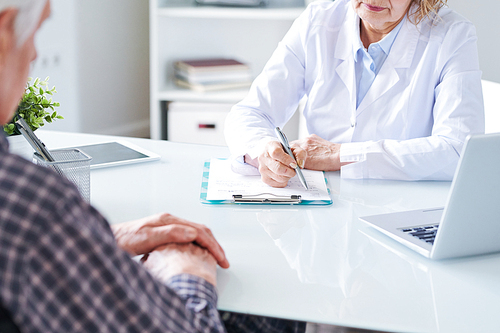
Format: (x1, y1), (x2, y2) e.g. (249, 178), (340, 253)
(224, 0), (485, 180)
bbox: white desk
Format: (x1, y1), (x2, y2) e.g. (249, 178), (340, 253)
(38, 131), (500, 333)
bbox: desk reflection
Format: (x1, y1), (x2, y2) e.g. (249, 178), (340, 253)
(255, 193), (440, 331)
(254, 169), (500, 333)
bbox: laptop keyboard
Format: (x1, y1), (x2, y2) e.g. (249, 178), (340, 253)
(400, 224), (440, 245)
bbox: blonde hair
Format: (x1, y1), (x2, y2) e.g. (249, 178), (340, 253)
(0, 0), (47, 45)
(409, 0), (448, 25)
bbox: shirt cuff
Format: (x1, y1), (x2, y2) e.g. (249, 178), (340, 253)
(230, 155), (260, 176)
(339, 142), (372, 179)
(167, 274), (218, 313)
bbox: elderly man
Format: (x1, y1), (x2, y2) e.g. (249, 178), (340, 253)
(0, 1), (231, 331)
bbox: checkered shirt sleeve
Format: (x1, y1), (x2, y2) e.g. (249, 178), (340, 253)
(0, 136), (225, 333)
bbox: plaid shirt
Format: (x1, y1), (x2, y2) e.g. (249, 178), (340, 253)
(0, 133), (225, 333)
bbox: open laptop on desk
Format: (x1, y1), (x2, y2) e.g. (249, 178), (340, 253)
(360, 133), (500, 260)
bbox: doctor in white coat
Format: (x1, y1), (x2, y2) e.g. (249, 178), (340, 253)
(224, 0), (484, 186)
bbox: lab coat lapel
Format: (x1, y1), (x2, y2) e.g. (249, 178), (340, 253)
(334, 8), (358, 111)
(356, 18), (420, 115)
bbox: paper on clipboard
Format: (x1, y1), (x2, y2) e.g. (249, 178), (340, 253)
(205, 158), (331, 203)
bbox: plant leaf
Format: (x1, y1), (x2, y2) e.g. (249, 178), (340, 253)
(6, 77), (62, 133)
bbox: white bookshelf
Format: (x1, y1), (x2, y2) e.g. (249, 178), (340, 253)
(149, 0), (305, 140)
(157, 85), (250, 104)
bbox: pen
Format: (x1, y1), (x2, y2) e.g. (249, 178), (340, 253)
(274, 127), (308, 190)
(15, 116), (55, 162)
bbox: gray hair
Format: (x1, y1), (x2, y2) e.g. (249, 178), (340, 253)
(0, 0), (47, 45)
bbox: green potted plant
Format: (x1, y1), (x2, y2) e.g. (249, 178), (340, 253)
(4, 77), (62, 158)
(4, 76), (62, 135)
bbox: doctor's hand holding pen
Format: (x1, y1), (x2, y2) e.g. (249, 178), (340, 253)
(244, 134), (348, 188)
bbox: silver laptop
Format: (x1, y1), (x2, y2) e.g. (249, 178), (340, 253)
(360, 133), (500, 260)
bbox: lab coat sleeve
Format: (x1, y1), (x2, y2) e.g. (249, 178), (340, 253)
(340, 21), (485, 181)
(224, 6), (311, 159)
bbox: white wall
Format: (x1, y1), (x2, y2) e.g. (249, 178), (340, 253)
(448, 0), (500, 83)
(30, 0), (80, 132)
(75, 0), (150, 137)
(30, 0), (150, 137)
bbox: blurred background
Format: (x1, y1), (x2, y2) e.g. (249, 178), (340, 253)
(31, 0), (499, 140)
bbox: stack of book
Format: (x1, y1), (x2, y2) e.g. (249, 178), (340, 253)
(174, 58), (252, 92)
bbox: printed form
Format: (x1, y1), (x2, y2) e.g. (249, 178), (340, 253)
(206, 158), (330, 202)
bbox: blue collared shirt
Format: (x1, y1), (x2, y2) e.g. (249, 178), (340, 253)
(354, 17), (404, 107)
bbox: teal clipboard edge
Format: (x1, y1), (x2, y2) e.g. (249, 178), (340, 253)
(200, 158), (333, 205)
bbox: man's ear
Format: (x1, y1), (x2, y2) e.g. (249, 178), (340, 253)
(0, 8), (18, 63)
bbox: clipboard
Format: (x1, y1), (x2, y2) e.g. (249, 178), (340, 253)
(200, 158), (332, 205)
